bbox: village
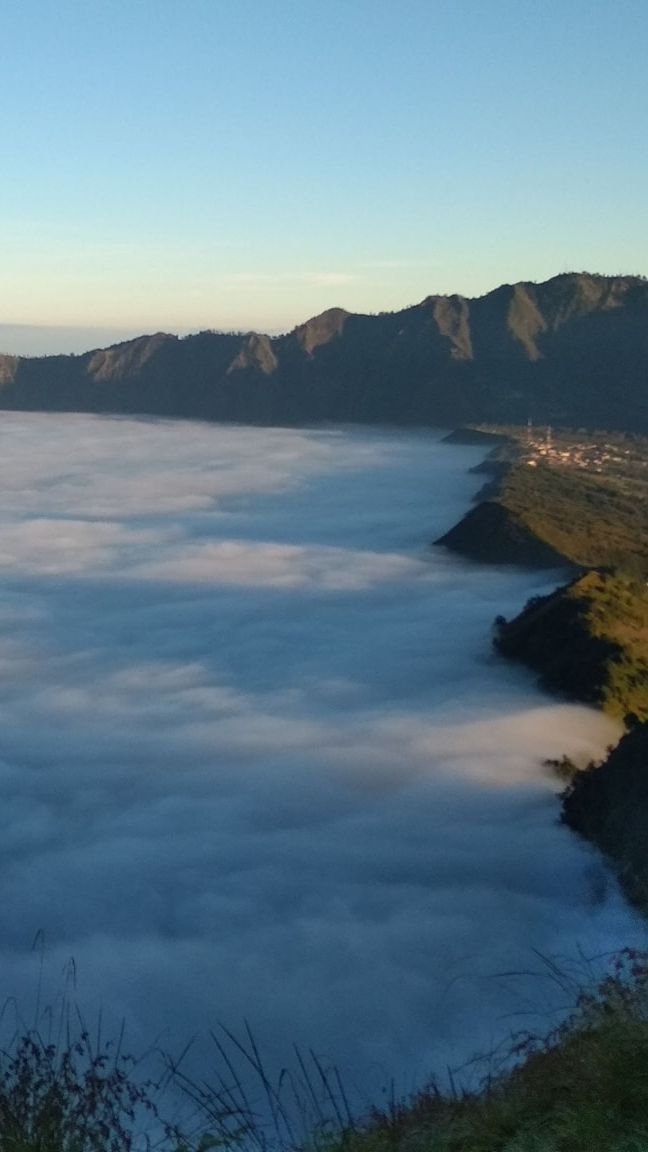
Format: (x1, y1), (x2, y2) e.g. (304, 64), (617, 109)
(524, 423), (641, 472)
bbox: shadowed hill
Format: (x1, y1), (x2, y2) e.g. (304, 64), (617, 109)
(563, 723), (648, 908)
(0, 272), (647, 428)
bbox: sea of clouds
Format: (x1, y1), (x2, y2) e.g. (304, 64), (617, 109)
(0, 413), (642, 1111)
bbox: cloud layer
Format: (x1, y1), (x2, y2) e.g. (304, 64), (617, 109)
(0, 414), (641, 1107)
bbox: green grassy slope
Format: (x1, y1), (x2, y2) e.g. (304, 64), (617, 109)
(328, 950), (648, 1152)
(6, 951), (648, 1151)
(496, 437), (648, 576)
(439, 427), (648, 721)
(494, 570), (648, 723)
(439, 428), (648, 576)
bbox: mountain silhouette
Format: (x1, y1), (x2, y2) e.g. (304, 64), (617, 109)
(1, 272), (646, 429)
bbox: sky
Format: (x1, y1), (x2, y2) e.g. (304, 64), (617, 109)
(2, 0), (648, 350)
(0, 413), (643, 1124)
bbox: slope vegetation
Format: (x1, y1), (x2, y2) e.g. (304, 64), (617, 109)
(438, 427), (648, 723)
(439, 429), (648, 574)
(329, 950), (648, 1152)
(438, 426), (648, 949)
(494, 571), (648, 722)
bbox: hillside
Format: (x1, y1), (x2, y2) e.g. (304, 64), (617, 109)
(326, 947), (648, 1152)
(436, 499), (575, 568)
(563, 723), (648, 909)
(439, 426), (648, 921)
(438, 428), (648, 574)
(437, 426), (648, 722)
(1, 272), (648, 430)
(494, 571), (648, 722)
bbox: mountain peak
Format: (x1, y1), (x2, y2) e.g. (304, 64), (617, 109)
(85, 332), (176, 382)
(227, 333), (278, 376)
(293, 307), (351, 355)
(0, 273), (646, 430)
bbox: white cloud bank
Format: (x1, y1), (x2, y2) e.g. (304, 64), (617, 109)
(0, 413), (641, 1108)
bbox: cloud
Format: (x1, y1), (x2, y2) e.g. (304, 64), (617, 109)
(0, 518), (160, 575)
(133, 539), (419, 589)
(0, 413), (640, 1112)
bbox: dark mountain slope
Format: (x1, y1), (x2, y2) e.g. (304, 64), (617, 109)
(1, 272), (646, 428)
(563, 723), (648, 908)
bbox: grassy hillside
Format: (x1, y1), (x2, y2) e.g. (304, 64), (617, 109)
(439, 428), (648, 576)
(442, 427), (648, 930)
(439, 427), (648, 721)
(329, 950), (648, 1152)
(494, 571), (648, 723)
(6, 950), (648, 1151)
(496, 433), (648, 576)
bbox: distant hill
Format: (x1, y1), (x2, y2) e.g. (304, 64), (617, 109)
(1, 272), (647, 429)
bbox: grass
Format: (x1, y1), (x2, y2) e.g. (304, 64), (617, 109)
(0, 1026), (182, 1152)
(327, 950), (648, 1152)
(467, 426), (648, 722)
(500, 459), (648, 577)
(5, 954), (648, 1152)
(494, 570), (648, 722)
(573, 572), (648, 722)
(473, 426), (648, 578)
(0, 996), (354, 1152)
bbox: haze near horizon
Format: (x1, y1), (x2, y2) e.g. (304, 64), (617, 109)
(3, 0), (648, 353)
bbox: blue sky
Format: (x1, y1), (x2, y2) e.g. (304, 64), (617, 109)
(2, 0), (647, 348)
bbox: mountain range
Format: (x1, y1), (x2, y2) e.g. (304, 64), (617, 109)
(1, 272), (647, 429)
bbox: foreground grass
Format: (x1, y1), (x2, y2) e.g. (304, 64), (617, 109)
(5, 952), (648, 1152)
(333, 950), (648, 1152)
(0, 1024), (184, 1152)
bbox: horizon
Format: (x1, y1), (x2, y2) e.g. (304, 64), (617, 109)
(2, 266), (645, 357)
(3, 0), (647, 348)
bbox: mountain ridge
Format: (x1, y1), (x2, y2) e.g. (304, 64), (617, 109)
(1, 271), (647, 429)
